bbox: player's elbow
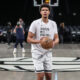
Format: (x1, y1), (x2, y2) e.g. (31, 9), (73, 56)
(57, 38), (59, 44)
(55, 38), (59, 45)
(27, 37), (31, 43)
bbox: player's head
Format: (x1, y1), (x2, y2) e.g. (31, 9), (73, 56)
(39, 3), (50, 12)
(39, 3), (50, 18)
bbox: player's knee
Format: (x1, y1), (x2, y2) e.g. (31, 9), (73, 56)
(37, 73), (44, 80)
(45, 73), (52, 80)
(37, 76), (44, 80)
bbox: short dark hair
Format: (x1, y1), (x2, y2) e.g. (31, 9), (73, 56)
(39, 3), (50, 12)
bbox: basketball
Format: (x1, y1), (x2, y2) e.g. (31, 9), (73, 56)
(40, 36), (53, 49)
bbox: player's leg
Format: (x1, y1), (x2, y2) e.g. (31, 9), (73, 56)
(44, 52), (53, 80)
(45, 73), (52, 80)
(32, 52), (45, 80)
(37, 73), (45, 80)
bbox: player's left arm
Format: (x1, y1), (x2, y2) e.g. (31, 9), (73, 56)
(52, 22), (59, 47)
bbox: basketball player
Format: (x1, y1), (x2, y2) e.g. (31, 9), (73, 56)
(27, 4), (59, 80)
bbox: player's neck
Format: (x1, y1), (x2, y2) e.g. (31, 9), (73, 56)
(42, 18), (48, 23)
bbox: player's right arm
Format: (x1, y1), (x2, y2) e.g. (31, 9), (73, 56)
(27, 21), (40, 44)
(27, 32), (40, 44)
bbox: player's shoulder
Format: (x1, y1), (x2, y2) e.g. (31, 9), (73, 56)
(31, 18), (41, 24)
(49, 19), (57, 25)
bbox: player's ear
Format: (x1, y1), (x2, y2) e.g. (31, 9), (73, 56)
(49, 11), (50, 15)
(49, 10), (50, 14)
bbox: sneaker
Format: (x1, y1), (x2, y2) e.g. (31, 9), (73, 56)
(13, 48), (17, 58)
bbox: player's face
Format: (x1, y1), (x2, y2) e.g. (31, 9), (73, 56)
(40, 7), (50, 18)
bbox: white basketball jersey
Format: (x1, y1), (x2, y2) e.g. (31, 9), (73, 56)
(29, 18), (58, 54)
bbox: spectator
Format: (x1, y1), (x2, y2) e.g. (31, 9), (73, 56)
(19, 18), (25, 28)
(7, 22), (12, 46)
(58, 22), (66, 43)
(13, 21), (25, 57)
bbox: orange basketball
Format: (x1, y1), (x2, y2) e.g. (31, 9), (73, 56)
(40, 37), (53, 49)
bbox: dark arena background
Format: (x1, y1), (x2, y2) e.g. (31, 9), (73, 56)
(0, 0), (80, 25)
(0, 1), (80, 80)
(0, 0), (80, 43)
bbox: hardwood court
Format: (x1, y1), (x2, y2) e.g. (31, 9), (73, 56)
(0, 43), (80, 80)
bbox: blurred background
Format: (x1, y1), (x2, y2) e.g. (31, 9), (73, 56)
(0, 0), (80, 25)
(0, 0), (80, 44)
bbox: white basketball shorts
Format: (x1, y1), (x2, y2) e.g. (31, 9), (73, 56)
(32, 51), (53, 73)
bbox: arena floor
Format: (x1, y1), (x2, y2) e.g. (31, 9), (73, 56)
(0, 42), (80, 80)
